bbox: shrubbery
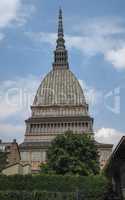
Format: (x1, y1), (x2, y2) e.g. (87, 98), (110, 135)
(0, 174), (120, 199)
(0, 174), (108, 192)
(0, 174), (111, 200)
(0, 191), (76, 200)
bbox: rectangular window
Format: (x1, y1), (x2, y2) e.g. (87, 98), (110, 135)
(31, 152), (41, 161)
(21, 152), (30, 162)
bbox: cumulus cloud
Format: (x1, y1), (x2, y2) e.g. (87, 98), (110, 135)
(0, 0), (35, 42)
(105, 47), (125, 69)
(95, 128), (125, 147)
(0, 0), (35, 28)
(0, 0), (21, 28)
(68, 19), (125, 69)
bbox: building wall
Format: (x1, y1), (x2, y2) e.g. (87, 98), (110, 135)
(20, 144), (113, 172)
(2, 164), (20, 176)
(98, 147), (112, 169)
(20, 150), (46, 171)
(23, 165), (31, 175)
(32, 106), (88, 117)
(8, 142), (20, 164)
(0, 140), (20, 166)
(25, 117), (93, 143)
(2, 164), (31, 176)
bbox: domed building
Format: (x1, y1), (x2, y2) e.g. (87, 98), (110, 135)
(20, 9), (113, 172)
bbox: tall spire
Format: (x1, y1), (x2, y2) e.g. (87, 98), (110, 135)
(58, 8), (64, 40)
(53, 8), (69, 70)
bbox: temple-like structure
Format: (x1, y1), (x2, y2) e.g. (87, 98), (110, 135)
(20, 9), (113, 172)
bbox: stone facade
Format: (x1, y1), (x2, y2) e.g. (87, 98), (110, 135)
(96, 142), (113, 169)
(20, 142), (47, 172)
(2, 163), (31, 176)
(25, 115), (93, 143)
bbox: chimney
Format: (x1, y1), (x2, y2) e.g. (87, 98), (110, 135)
(13, 139), (16, 143)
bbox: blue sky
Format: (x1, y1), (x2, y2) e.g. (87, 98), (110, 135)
(0, 0), (125, 145)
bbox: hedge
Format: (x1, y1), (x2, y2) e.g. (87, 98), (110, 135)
(0, 191), (76, 200)
(0, 174), (108, 191)
(0, 174), (111, 200)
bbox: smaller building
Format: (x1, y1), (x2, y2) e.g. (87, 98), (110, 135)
(105, 136), (125, 199)
(20, 141), (48, 173)
(96, 141), (113, 169)
(2, 163), (31, 176)
(0, 139), (20, 165)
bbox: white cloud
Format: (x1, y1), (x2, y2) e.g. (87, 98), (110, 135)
(26, 32), (56, 47)
(0, 0), (21, 28)
(66, 35), (119, 57)
(95, 128), (125, 147)
(14, 3), (35, 27)
(105, 47), (125, 69)
(74, 17), (125, 37)
(0, 0), (35, 42)
(68, 19), (125, 70)
(0, 74), (40, 120)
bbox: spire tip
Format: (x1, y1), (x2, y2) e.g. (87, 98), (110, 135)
(53, 8), (69, 69)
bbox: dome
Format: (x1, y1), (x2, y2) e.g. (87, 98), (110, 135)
(33, 69), (86, 106)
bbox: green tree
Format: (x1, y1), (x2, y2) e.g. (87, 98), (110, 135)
(41, 131), (100, 176)
(0, 150), (8, 173)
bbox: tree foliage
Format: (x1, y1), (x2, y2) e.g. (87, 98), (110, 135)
(0, 151), (8, 173)
(41, 131), (100, 176)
